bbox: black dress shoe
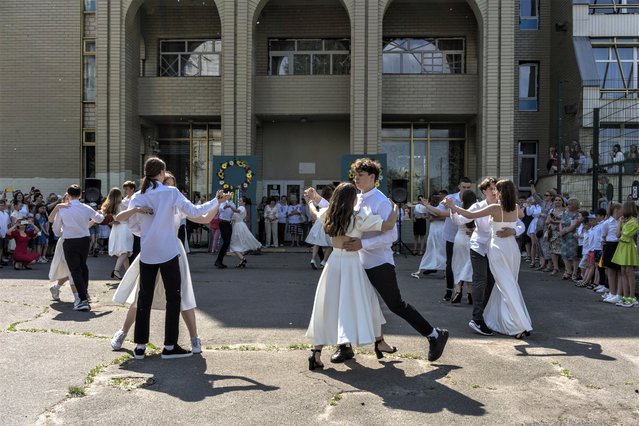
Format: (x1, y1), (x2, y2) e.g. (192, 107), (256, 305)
(214, 262), (227, 269)
(330, 344), (354, 363)
(422, 270), (437, 275)
(427, 328), (449, 362)
(443, 290), (452, 301)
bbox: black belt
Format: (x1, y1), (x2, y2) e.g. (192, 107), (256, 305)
(220, 219), (232, 223)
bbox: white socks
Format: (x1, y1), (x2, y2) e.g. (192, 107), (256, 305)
(164, 345), (174, 351)
(428, 329), (439, 339)
(136, 344), (146, 350)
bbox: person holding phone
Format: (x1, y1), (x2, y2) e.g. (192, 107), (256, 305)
(215, 192), (235, 269)
(6, 218), (41, 269)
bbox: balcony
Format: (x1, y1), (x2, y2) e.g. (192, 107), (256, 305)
(573, 2), (639, 37)
(137, 77), (221, 117)
(255, 75), (350, 116)
(382, 74), (478, 116)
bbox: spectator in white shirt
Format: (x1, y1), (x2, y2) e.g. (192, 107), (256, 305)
(0, 200), (10, 268)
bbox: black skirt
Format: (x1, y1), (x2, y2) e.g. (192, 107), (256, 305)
(602, 242), (620, 270)
(413, 219), (426, 236)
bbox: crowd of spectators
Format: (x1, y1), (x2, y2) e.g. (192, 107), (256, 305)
(547, 141), (639, 175)
(518, 183), (639, 308)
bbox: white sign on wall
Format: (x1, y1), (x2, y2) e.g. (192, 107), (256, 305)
(299, 162), (316, 174)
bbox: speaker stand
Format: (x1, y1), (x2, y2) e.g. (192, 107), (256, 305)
(392, 203), (414, 257)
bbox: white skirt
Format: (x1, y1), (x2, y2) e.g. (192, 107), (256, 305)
(306, 248), (385, 346)
(452, 228), (473, 283)
(418, 221), (446, 271)
(48, 238), (72, 284)
(305, 219), (332, 247)
(112, 242), (196, 311)
(229, 221), (262, 253)
(108, 223), (133, 256)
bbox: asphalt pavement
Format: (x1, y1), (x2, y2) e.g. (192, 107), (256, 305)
(1, 249), (638, 425)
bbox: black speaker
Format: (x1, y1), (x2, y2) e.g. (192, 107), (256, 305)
(390, 179), (408, 204)
(84, 178), (102, 203)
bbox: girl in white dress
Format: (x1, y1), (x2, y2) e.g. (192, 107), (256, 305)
(111, 173), (222, 354)
(103, 187), (134, 280)
(412, 194), (446, 278)
(445, 180), (532, 339)
(450, 190), (477, 304)
(304, 183), (398, 370)
(305, 185), (333, 269)
(228, 197), (262, 267)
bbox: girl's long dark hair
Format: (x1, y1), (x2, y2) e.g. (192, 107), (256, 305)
(323, 183), (357, 237)
(496, 179), (517, 212)
(141, 157), (166, 194)
(462, 190), (477, 229)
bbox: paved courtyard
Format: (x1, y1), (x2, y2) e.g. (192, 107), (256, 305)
(1, 250), (638, 425)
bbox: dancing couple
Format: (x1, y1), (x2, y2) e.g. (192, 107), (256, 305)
(304, 158), (449, 369)
(443, 179), (533, 339)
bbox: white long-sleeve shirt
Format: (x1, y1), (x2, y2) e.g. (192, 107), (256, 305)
(355, 188), (397, 269)
(451, 200), (526, 256)
(53, 199), (104, 239)
(600, 216), (619, 243)
(127, 182), (218, 264)
(438, 192), (462, 243)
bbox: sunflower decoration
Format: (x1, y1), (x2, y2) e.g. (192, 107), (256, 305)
(217, 159), (253, 191)
(348, 161), (384, 188)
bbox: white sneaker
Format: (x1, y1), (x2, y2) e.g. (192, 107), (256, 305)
(320, 261), (325, 268)
(601, 292), (610, 299)
(604, 294), (621, 304)
(594, 285), (605, 293)
(111, 330), (127, 350)
(191, 336), (202, 354)
(49, 285), (60, 301)
(73, 300), (91, 311)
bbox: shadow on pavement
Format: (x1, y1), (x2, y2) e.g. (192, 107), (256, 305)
(320, 361), (486, 416)
(117, 355), (279, 402)
(49, 302), (113, 322)
(514, 337), (616, 361)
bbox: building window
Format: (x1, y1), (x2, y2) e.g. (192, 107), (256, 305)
(83, 56), (96, 101)
(520, 0), (539, 30)
(519, 62), (539, 111)
(382, 38), (465, 74)
(84, 0), (96, 12)
(268, 39), (350, 75)
(589, 0), (639, 14)
(518, 141), (538, 190)
(381, 123), (465, 200)
(592, 38), (639, 98)
(160, 40), (221, 77)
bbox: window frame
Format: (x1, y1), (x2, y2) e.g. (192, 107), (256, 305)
(517, 141), (538, 191)
(591, 38), (639, 98)
(519, 0), (539, 30)
(268, 38), (351, 76)
(518, 61), (539, 111)
(159, 39), (222, 77)
(382, 37), (466, 75)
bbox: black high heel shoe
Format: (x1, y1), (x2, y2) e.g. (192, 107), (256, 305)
(374, 339), (398, 359)
(308, 349), (323, 371)
(237, 258), (247, 268)
(514, 331), (531, 340)
(111, 270), (122, 280)
(451, 292), (463, 304)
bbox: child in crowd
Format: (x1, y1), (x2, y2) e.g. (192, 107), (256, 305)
(610, 201), (639, 308)
(576, 214), (596, 288)
(34, 203), (49, 263)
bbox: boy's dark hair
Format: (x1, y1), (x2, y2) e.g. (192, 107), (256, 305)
(67, 184), (82, 197)
(459, 176), (472, 184)
(478, 177), (497, 192)
(352, 158), (382, 181)
(595, 208), (607, 217)
(122, 180), (136, 190)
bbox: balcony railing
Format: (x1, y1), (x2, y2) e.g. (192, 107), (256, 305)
(589, 4), (639, 15)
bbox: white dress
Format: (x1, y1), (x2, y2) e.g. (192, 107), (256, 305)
(112, 210), (196, 311)
(48, 237), (72, 284)
(229, 207), (262, 253)
(418, 220), (446, 270)
(305, 207), (332, 247)
(451, 225), (473, 283)
(108, 206), (134, 256)
(484, 220), (533, 336)
(306, 211), (386, 346)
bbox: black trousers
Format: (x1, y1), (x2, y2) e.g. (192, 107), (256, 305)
(445, 241), (454, 291)
(470, 249), (495, 322)
(365, 263), (434, 336)
(129, 235), (140, 263)
(134, 255), (181, 346)
(216, 221), (232, 264)
(62, 237), (91, 301)
(177, 224), (186, 248)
